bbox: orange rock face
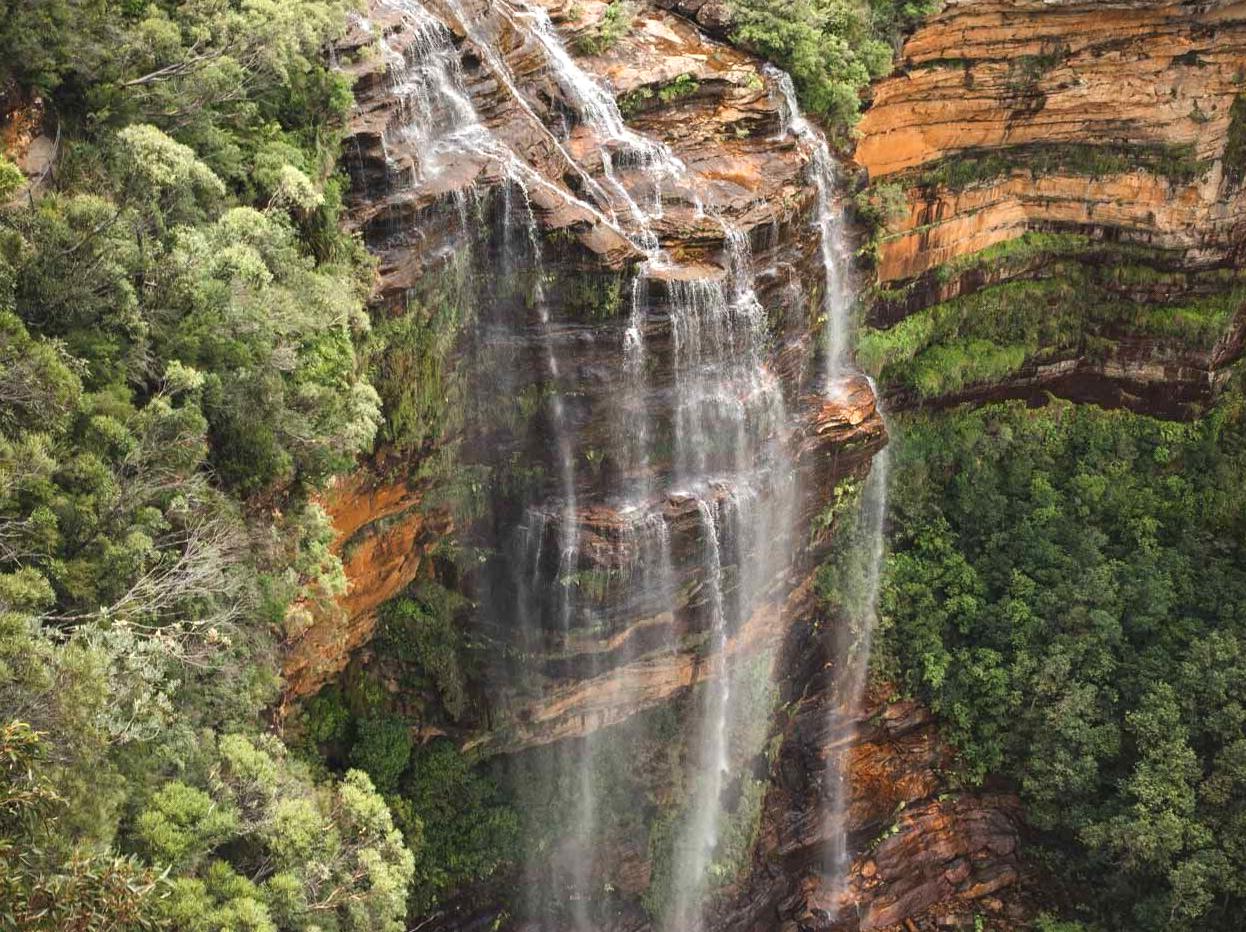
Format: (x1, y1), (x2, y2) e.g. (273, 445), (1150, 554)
(282, 471), (449, 700)
(713, 692), (1035, 932)
(856, 0), (1246, 285)
(282, 0), (889, 716)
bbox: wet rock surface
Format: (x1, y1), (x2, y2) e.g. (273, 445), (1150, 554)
(282, 1), (1068, 929)
(290, 0), (881, 712)
(711, 690), (1035, 932)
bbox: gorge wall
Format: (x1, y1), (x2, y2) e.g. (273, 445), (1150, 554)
(285, 0), (885, 706)
(855, 0), (1246, 414)
(291, 0), (896, 928)
(280, 0), (1246, 929)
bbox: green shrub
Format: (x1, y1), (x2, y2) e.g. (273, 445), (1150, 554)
(658, 73), (700, 104)
(730, 0), (939, 134)
(915, 142), (1209, 192)
(0, 157), (23, 202)
(350, 713), (414, 793)
(575, 1), (635, 55)
(303, 684), (353, 747)
(862, 241), (1245, 398)
(399, 740), (520, 912)
(377, 583), (470, 721)
(369, 294), (464, 453)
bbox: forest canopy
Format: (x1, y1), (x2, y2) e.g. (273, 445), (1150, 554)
(0, 1), (413, 927)
(879, 396), (1246, 930)
(730, 0), (941, 133)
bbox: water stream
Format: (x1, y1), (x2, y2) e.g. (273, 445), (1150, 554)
(820, 437), (890, 915)
(768, 68), (893, 916)
(370, 1), (887, 926)
(768, 67), (855, 392)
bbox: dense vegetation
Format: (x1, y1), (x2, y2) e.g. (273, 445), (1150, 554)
(731, 0), (941, 134)
(878, 396), (1246, 929)
(858, 233), (1245, 399)
(0, 1), (430, 927)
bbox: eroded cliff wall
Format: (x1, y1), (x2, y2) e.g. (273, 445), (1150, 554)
(285, 0), (885, 707)
(856, 0), (1246, 412)
(280, 1), (1246, 928)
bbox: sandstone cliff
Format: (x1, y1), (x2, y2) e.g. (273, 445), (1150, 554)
(287, 0), (886, 721)
(279, 0), (1246, 927)
(855, 0), (1246, 411)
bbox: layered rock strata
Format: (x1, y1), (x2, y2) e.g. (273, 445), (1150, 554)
(282, 0), (1082, 928)
(709, 686), (1033, 932)
(291, 0), (885, 725)
(855, 0), (1246, 411)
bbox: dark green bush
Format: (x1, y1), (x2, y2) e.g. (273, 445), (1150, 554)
(350, 713), (414, 793)
(399, 739), (520, 912)
(730, 0), (939, 135)
(878, 395), (1246, 929)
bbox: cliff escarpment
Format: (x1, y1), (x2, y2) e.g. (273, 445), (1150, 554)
(855, 0), (1246, 413)
(280, 0), (1246, 929)
(284, 0), (885, 704)
(286, 2), (895, 925)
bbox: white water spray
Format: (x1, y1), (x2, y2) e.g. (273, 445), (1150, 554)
(372, 5), (854, 928)
(767, 65), (894, 916)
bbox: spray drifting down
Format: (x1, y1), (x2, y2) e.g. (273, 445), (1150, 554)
(768, 67), (893, 913)
(821, 436), (889, 914)
(478, 6), (800, 928)
(371, 1), (866, 926)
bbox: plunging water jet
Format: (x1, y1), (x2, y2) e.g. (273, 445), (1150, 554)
(817, 435), (890, 920)
(365, 3), (884, 926)
(768, 65), (894, 919)
(767, 67), (856, 400)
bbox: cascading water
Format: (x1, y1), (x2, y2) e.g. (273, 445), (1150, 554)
(668, 495), (733, 930)
(769, 67), (893, 917)
(483, 7), (805, 927)
(767, 67), (856, 393)
(821, 436), (889, 912)
(367, 1), (886, 927)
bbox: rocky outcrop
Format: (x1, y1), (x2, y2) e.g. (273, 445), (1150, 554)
(859, 0), (1246, 276)
(855, 0), (1246, 410)
(468, 379), (884, 753)
(0, 84), (55, 203)
(286, 0), (887, 711)
(283, 471), (446, 699)
(711, 691), (1035, 932)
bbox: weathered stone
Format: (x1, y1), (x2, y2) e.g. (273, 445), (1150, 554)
(854, 0), (1246, 412)
(706, 681), (1032, 932)
(284, 0), (887, 716)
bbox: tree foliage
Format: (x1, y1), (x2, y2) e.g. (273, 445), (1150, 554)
(0, 1), (407, 927)
(879, 395), (1246, 929)
(731, 0), (940, 134)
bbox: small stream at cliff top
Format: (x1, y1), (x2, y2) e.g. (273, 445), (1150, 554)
(370, 1), (887, 927)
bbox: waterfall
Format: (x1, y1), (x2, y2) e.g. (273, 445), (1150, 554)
(481, 6), (800, 926)
(506, 0), (704, 239)
(767, 67), (855, 396)
(368, 1), (883, 927)
(505, 168), (581, 635)
(820, 437), (889, 915)
(668, 496), (733, 930)
(768, 68), (893, 916)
